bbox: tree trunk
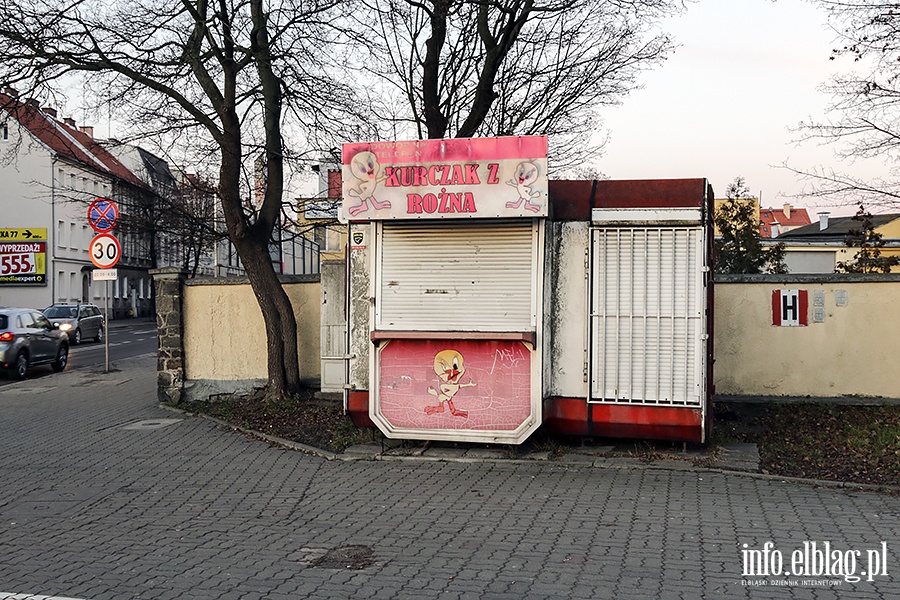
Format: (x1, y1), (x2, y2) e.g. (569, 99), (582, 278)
(232, 234), (302, 398)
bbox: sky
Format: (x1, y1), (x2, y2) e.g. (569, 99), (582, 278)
(595, 0), (884, 217)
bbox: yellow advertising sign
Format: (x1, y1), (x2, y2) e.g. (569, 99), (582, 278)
(0, 228), (48, 285)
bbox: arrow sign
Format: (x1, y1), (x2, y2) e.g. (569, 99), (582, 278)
(88, 198), (119, 233)
(22, 230), (33, 239)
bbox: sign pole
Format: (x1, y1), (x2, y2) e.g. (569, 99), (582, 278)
(105, 280), (110, 372)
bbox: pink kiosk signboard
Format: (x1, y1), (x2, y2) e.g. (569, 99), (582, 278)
(341, 136), (548, 444)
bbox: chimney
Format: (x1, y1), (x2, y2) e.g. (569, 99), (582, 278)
(79, 125), (94, 137)
(818, 212), (830, 231)
(64, 117), (76, 128)
(783, 203), (792, 219)
(42, 107), (57, 118)
(3, 86), (18, 98)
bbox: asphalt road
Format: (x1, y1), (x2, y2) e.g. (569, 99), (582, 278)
(0, 319), (157, 387)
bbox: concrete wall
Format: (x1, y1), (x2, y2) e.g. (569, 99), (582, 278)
(182, 275), (321, 384)
(714, 274), (900, 398)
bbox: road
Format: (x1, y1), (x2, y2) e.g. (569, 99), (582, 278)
(0, 319), (157, 387)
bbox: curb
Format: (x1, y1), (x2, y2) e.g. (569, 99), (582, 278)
(161, 403), (900, 495)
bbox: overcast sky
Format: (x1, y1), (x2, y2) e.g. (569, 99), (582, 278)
(596, 0), (883, 217)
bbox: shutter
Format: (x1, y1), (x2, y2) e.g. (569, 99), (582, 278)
(589, 226), (705, 407)
(377, 221), (537, 331)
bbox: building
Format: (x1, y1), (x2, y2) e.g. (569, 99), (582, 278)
(0, 88), (152, 315)
(776, 211), (900, 273)
(760, 203), (811, 238)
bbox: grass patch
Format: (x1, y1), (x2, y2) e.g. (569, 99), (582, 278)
(712, 403), (900, 486)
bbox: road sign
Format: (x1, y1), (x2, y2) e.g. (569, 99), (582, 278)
(92, 268), (118, 281)
(88, 198), (119, 233)
(90, 233), (121, 269)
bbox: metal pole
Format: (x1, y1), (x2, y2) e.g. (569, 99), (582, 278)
(105, 279), (110, 372)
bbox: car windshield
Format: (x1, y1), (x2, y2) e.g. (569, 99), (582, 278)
(44, 306), (77, 318)
(0, 315), (7, 329)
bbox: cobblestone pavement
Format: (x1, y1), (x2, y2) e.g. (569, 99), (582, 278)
(1, 355), (898, 600)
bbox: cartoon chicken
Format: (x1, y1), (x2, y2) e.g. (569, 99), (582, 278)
(346, 151), (391, 216)
(425, 349), (476, 418)
(505, 161), (543, 213)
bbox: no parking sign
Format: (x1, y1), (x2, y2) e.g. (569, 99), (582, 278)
(88, 198), (119, 233)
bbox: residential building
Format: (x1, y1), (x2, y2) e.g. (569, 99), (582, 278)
(760, 203), (811, 238)
(0, 88), (151, 316)
(776, 211), (900, 273)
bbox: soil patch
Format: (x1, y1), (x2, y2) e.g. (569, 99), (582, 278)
(176, 392), (900, 487)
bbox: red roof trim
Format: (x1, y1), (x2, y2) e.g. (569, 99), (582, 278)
(0, 93), (146, 189)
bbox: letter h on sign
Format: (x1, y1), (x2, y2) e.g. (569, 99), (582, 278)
(772, 289), (808, 326)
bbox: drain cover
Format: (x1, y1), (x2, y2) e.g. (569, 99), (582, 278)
(121, 419), (182, 430)
(310, 545), (375, 570)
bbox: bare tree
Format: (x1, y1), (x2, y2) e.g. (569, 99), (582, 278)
(790, 1), (900, 209)
(0, 0), (363, 399)
(347, 0), (684, 168)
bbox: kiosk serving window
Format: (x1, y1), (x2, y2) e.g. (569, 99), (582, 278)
(375, 220), (539, 332)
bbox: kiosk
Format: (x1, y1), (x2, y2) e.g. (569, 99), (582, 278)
(342, 137), (714, 444)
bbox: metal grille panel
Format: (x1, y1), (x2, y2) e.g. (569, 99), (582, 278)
(590, 227), (705, 406)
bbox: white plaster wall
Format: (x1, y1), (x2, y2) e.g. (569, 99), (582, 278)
(0, 116), (112, 309)
(547, 221), (589, 398)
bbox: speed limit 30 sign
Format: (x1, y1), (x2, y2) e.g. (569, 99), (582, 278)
(90, 233), (121, 269)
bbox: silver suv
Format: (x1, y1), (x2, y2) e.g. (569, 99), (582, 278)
(0, 307), (70, 379)
(43, 303), (105, 345)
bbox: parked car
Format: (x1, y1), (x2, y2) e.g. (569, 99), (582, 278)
(43, 303), (105, 345)
(0, 307), (69, 379)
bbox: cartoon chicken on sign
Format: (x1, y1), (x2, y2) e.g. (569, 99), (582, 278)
(346, 151), (390, 216)
(505, 160), (543, 213)
(425, 349), (476, 418)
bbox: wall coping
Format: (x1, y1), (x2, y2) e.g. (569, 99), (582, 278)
(185, 273), (320, 286)
(715, 273), (900, 284)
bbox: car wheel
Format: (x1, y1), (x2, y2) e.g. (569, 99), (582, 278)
(95, 327), (104, 343)
(9, 352), (27, 380)
(73, 328), (82, 345)
(51, 345), (69, 372)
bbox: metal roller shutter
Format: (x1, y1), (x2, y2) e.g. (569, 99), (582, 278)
(377, 221), (538, 331)
(589, 226), (706, 407)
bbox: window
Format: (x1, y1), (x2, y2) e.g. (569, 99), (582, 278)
(33, 313), (52, 330)
(58, 168), (65, 186)
(57, 270), (66, 299)
(57, 221), (66, 248)
(376, 221), (539, 331)
(69, 223), (77, 249)
(1, 121), (8, 141)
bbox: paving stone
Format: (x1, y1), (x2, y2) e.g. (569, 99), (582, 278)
(0, 353), (897, 600)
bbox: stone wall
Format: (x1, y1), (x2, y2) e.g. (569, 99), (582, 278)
(150, 267), (187, 403)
